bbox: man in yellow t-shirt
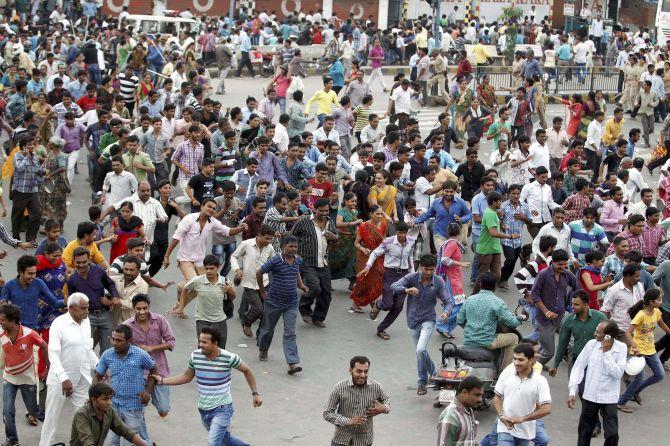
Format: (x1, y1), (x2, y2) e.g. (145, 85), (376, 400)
(304, 78), (339, 127)
(62, 221), (110, 272)
(473, 38), (491, 83)
(601, 108), (625, 149)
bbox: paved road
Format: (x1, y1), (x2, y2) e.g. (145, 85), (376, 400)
(6, 75), (669, 445)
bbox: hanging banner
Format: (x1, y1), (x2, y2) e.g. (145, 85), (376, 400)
(476, 0), (552, 25)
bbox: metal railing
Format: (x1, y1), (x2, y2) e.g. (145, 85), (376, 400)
(475, 66), (621, 95)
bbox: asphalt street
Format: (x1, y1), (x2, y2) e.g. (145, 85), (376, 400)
(4, 74), (669, 445)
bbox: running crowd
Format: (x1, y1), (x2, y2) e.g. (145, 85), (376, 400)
(0, 3), (668, 446)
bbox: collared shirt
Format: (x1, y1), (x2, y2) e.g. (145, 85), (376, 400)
(96, 345), (155, 411)
(122, 151), (154, 183)
(500, 201), (531, 248)
(532, 222), (575, 262)
(172, 140), (204, 183)
(323, 378), (390, 446)
(437, 398), (478, 446)
(260, 253), (303, 308)
(55, 122), (85, 154)
(546, 127), (569, 158)
(67, 266), (119, 312)
(290, 214), (336, 267)
(455, 162), (486, 202)
(230, 238), (275, 289)
(0, 278), (62, 328)
(642, 223), (664, 258)
(606, 229), (644, 255)
(46, 312), (99, 386)
(553, 310), (608, 368)
(569, 221), (608, 264)
(263, 206), (287, 252)
(470, 192), (488, 238)
(142, 130), (171, 164)
(250, 150), (289, 185)
(528, 142), (552, 178)
(103, 171), (138, 206)
(367, 235), (417, 272)
(585, 119), (603, 152)
(390, 272), (450, 329)
(457, 290), (521, 347)
(601, 117), (624, 147)
(0, 325), (44, 385)
(562, 193), (592, 223)
(520, 181), (559, 223)
(494, 367), (551, 440)
(601, 280), (644, 331)
(123, 313), (175, 377)
(172, 213), (231, 266)
(601, 253), (626, 278)
(414, 197), (472, 238)
(70, 401), (137, 446)
(51, 101), (83, 126)
(183, 274), (230, 322)
(111, 194), (167, 245)
(313, 127), (341, 146)
(568, 338), (627, 404)
(281, 158), (312, 189)
(531, 266), (578, 323)
(12, 151), (42, 193)
(112, 275), (149, 322)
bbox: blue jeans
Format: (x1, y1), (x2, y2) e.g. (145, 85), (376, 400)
(277, 97), (287, 114)
(257, 302), (300, 364)
(212, 242), (236, 276)
(437, 302), (462, 335)
(618, 352), (665, 404)
(151, 384), (170, 415)
(470, 233), (480, 282)
(109, 406), (149, 446)
(480, 418), (548, 446)
(3, 382), (38, 443)
(199, 403), (249, 446)
(317, 113), (326, 128)
(87, 63), (101, 87)
(408, 320), (436, 386)
(518, 297), (539, 341)
(575, 62), (587, 83)
(497, 432), (531, 446)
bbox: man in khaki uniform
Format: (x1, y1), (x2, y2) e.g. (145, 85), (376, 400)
(427, 49), (450, 105)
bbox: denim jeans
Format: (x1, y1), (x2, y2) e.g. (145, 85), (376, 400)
(480, 418), (548, 446)
(257, 302), (300, 364)
(109, 406), (149, 446)
(470, 233), (480, 282)
(3, 382), (39, 443)
(89, 309), (114, 354)
(151, 384), (170, 415)
(408, 320), (436, 386)
(518, 297), (539, 341)
(199, 403), (250, 446)
(618, 352), (665, 404)
(497, 432), (531, 446)
(575, 62), (587, 83)
(277, 97), (287, 114)
(437, 302), (462, 335)
(212, 242), (236, 276)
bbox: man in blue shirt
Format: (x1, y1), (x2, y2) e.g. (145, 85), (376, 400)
(0, 255), (64, 329)
(256, 235), (309, 375)
(390, 254), (451, 395)
(95, 324), (156, 446)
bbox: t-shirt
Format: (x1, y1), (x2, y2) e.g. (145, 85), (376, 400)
(308, 178), (333, 199)
(0, 326), (43, 385)
(110, 254), (149, 276)
(188, 348), (241, 409)
(601, 152), (624, 174)
(188, 173), (219, 203)
(477, 207), (502, 255)
(260, 254), (302, 308)
(631, 308), (661, 355)
(486, 121), (511, 149)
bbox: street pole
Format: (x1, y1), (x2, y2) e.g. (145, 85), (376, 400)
(433, 1), (441, 47)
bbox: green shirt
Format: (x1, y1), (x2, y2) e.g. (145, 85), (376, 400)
(70, 401), (137, 446)
(122, 151), (154, 183)
(457, 290), (521, 347)
(553, 309), (608, 368)
(477, 207), (502, 255)
(98, 132), (119, 154)
(183, 274), (229, 322)
(486, 121), (511, 149)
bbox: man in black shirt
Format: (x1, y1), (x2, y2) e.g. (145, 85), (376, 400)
(598, 139), (628, 182)
(185, 159), (221, 212)
(423, 113), (463, 153)
(455, 147), (486, 202)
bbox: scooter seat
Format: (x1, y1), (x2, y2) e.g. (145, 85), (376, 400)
(456, 346), (496, 362)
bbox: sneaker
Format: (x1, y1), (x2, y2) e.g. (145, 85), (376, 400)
(287, 364), (303, 375)
(259, 351), (268, 361)
(313, 320), (326, 328)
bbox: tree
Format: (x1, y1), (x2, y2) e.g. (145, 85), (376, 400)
(499, 7), (523, 65)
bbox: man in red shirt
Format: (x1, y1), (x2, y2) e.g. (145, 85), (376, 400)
(76, 84), (98, 111)
(308, 162), (333, 204)
(0, 303), (49, 444)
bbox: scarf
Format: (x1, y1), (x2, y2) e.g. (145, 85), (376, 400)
(35, 254), (63, 272)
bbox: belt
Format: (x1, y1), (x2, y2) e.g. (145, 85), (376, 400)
(90, 308), (110, 315)
(386, 267), (409, 273)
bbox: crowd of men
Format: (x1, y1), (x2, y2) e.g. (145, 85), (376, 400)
(0, 1), (668, 445)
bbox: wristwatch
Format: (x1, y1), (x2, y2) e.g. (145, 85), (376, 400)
(252, 391), (260, 396)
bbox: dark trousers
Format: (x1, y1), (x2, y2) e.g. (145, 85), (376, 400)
(617, 70), (624, 93)
(239, 287), (264, 327)
(577, 399), (618, 446)
(196, 319), (228, 349)
(584, 149), (601, 183)
(299, 265), (331, 322)
(648, 153), (670, 172)
(655, 307), (670, 362)
(527, 223), (544, 239)
(376, 269), (407, 333)
(148, 239), (168, 277)
(501, 245), (521, 282)
(236, 51), (254, 77)
(11, 190), (41, 241)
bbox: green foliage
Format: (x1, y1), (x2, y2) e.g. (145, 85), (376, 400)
(500, 7), (523, 65)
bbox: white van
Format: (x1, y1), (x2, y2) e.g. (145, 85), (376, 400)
(123, 14), (198, 37)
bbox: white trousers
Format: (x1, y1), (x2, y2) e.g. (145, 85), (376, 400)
(39, 376), (90, 446)
(66, 149), (80, 186)
(368, 67), (387, 90)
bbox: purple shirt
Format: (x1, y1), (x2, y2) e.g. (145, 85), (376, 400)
(369, 46), (385, 69)
(530, 266), (578, 324)
(123, 312), (175, 377)
(249, 150), (289, 185)
(66, 264), (118, 311)
(55, 122), (86, 154)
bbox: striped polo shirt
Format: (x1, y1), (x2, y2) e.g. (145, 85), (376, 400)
(0, 325), (43, 384)
(117, 73), (139, 102)
(260, 253), (303, 308)
(188, 348), (241, 410)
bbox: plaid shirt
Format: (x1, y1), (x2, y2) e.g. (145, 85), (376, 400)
(563, 172), (580, 196)
(606, 230), (644, 256)
(659, 240), (670, 264)
(12, 152), (42, 193)
(562, 193), (591, 222)
(569, 220), (609, 265)
(95, 345), (155, 411)
(642, 223), (665, 258)
(500, 200), (531, 248)
(171, 140), (204, 183)
(601, 253), (625, 278)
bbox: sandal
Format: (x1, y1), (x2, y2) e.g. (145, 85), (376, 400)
(417, 385), (427, 396)
(370, 302), (380, 321)
(438, 331), (455, 339)
(350, 306), (364, 313)
(25, 413), (38, 426)
(377, 331), (390, 340)
(617, 404), (633, 413)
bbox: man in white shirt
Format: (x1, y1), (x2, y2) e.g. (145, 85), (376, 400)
(273, 114), (290, 153)
(531, 208), (577, 266)
(573, 38), (589, 83)
(568, 320), (627, 443)
(520, 166), (559, 238)
(39, 293), (99, 446)
(388, 79), (414, 129)
(360, 114), (384, 144)
(313, 116), (341, 146)
(585, 110), (605, 182)
(493, 343), (552, 445)
(414, 166), (444, 210)
(528, 129), (551, 179)
(45, 62), (71, 93)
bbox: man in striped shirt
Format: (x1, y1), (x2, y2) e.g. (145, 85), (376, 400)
(154, 326), (262, 446)
(117, 66), (139, 117)
(437, 376), (483, 446)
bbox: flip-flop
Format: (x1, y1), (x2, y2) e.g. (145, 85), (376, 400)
(617, 405), (633, 413)
(25, 413), (38, 426)
(350, 306), (364, 313)
(377, 331), (390, 340)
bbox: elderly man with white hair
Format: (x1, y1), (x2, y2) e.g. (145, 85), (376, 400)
(39, 292), (99, 446)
